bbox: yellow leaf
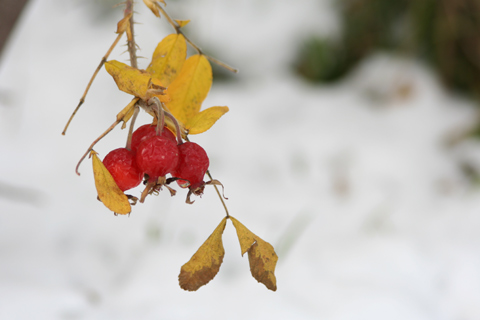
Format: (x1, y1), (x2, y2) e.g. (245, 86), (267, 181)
(143, 0), (165, 17)
(179, 217), (227, 291)
(91, 151), (131, 215)
(186, 106), (229, 135)
(175, 19), (191, 28)
(230, 216), (278, 291)
(166, 54), (212, 124)
(147, 34), (187, 87)
(105, 60), (167, 102)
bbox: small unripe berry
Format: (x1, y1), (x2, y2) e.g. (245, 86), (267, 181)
(131, 124), (176, 154)
(103, 148), (143, 191)
(136, 135), (179, 179)
(172, 142), (209, 189)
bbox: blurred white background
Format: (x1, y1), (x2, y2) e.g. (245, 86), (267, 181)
(1, 0), (480, 319)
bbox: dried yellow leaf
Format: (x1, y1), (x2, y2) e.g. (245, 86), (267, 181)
(143, 0), (165, 17)
(175, 19), (191, 28)
(166, 54), (212, 124)
(116, 13), (132, 34)
(91, 151), (131, 215)
(186, 106), (229, 135)
(147, 34), (187, 87)
(230, 216), (278, 291)
(179, 217), (227, 291)
(105, 60), (167, 102)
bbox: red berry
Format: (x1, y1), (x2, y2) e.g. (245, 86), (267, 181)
(131, 124), (176, 154)
(103, 148), (143, 191)
(172, 142), (209, 189)
(136, 135), (179, 179)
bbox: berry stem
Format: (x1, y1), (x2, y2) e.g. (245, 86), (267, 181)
(156, 104), (165, 136)
(125, 105), (140, 151)
(164, 110), (183, 145)
(147, 97), (165, 136)
(184, 136), (229, 218)
(206, 170), (230, 218)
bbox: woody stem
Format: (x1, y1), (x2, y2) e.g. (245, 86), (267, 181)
(125, 0), (138, 69)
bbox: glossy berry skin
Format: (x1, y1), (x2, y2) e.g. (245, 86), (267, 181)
(131, 124), (176, 154)
(172, 142), (209, 189)
(136, 135), (179, 179)
(103, 148), (143, 191)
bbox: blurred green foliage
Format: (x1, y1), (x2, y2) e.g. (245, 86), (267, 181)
(294, 0), (480, 98)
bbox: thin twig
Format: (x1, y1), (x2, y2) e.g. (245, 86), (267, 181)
(62, 32), (124, 135)
(76, 0), (140, 173)
(154, 2), (238, 73)
(75, 119), (123, 175)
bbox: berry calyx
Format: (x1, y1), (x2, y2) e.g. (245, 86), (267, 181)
(172, 142), (209, 190)
(131, 124), (176, 154)
(103, 148), (143, 191)
(136, 135), (179, 179)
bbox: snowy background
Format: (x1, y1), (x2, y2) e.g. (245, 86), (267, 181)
(1, 0), (480, 319)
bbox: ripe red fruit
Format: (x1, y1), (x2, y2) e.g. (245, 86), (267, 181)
(135, 135), (179, 179)
(172, 142), (209, 189)
(103, 148), (143, 191)
(131, 124), (176, 154)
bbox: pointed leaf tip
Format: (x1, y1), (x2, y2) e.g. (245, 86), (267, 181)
(179, 217), (227, 291)
(186, 106), (229, 134)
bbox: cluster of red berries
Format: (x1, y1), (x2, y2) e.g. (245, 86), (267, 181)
(102, 123), (210, 203)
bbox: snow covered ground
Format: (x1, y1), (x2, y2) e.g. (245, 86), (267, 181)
(1, 0), (480, 319)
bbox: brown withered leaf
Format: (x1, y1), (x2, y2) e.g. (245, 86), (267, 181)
(179, 217), (227, 291)
(230, 216), (278, 291)
(247, 238), (278, 291)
